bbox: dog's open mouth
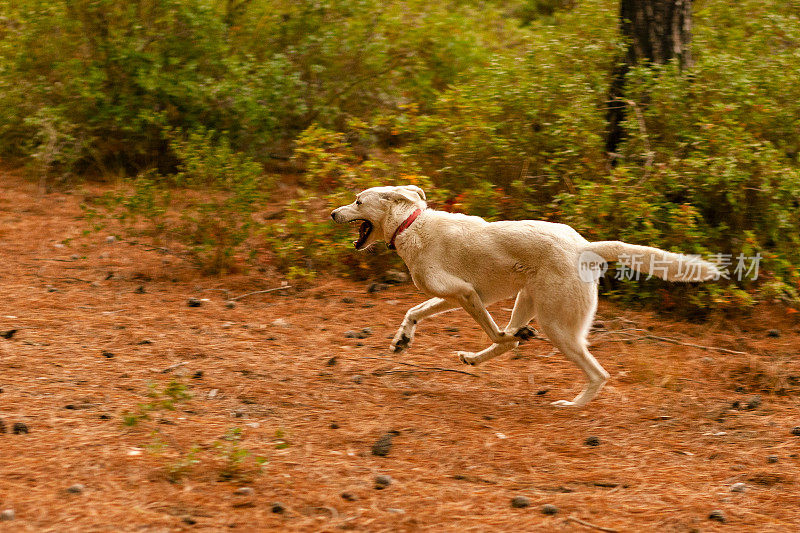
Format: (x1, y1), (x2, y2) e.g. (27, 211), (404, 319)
(352, 219), (373, 249)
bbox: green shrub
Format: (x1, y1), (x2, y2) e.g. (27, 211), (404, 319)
(85, 129), (271, 274)
(262, 125), (434, 280)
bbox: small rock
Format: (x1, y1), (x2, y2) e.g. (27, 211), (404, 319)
(701, 357), (715, 364)
(187, 298), (202, 307)
(541, 503), (559, 515)
(0, 329), (17, 340)
(182, 517), (197, 525)
(708, 510), (726, 523)
(192, 371), (204, 379)
(745, 395), (762, 410)
(46, 286), (58, 293)
(234, 487), (254, 496)
(101, 350), (114, 359)
(371, 433), (394, 457)
(12, 422), (28, 434)
(351, 375), (363, 384)
(326, 357), (338, 367)
(99, 414), (111, 420)
(0, 509), (15, 521)
(272, 318), (290, 328)
(766, 329), (781, 338)
(791, 426), (800, 436)
(445, 327), (459, 333)
(767, 455), (778, 463)
(510, 496), (530, 509)
(584, 436), (601, 446)
(730, 482), (746, 493)
(382, 269), (409, 284)
(361, 327), (372, 336)
(536, 389), (549, 396)
(342, 297), (355, 304)
(270, 502), (285, 514)
(208, 389), (219, 399)
(225, 301), (236, 309)
(367, 282), (389, 294)
(341, 491), (357, 501)
(105, 235), (117, 244)
(329, 422), (340, 429)
(731, 400), (741, 409)
(387, 508), (405, 514)
(374, 474), (392, 489)
(66, 484), (85, 494)
(134, 285), (146, 294)
(344, 330), (367, 339)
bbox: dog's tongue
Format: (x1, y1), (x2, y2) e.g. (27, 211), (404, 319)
(354, 220), (371, 249)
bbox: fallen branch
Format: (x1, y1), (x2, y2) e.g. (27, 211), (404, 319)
(361, 357), (479, 378)
(119, 238), (185, 258)
(160, 361), (187, 373)
(229, 286), (292, 302)
(603, 329), (750, 356)
(566, 515), (619, 533)
(203, 288), (232, 300)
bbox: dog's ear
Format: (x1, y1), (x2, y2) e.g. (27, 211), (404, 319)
(380, 186), (426, 204)
(402, 185), (426, 201)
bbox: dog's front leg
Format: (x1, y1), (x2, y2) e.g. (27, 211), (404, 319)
(456, 289), (514, 344)
(391, 298), (458, 353)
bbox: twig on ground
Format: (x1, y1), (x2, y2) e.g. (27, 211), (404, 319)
(54, 276), (93, 284)
(600, 329), (750, 356)
(158, 361), (187, 373)
(119, 238), (184, 258)
(31, 258), (77, 262)
(361, 357), (480, 378)
(229, 286), (292, 301)
(203, 288), (231, 300)
(566, 515), (619, 533)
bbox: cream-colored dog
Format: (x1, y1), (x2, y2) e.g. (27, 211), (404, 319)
(331, 185), (718, 407)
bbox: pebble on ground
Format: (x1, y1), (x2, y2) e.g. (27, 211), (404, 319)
(541, 504), (559, 515)
(510, 496), (530, 508)
(374, 474), (392, 490)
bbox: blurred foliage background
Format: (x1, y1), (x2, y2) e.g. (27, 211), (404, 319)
(1, 0), (798, 313)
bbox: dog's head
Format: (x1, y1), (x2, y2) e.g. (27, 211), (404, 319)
(331, 185), (426, 250)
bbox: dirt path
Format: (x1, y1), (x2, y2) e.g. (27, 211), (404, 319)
(1, 174), (799, 532)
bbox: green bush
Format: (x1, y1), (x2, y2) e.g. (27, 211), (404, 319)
(85, 128), (271, 274)
(262, 125), (434, 280)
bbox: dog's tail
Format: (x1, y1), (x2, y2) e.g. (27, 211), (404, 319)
(583, 241), (720, 282)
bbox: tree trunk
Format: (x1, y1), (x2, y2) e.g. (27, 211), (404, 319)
(605, 0), (693, 158)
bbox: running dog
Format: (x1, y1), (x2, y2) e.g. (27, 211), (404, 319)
(331, 185), (718, 407)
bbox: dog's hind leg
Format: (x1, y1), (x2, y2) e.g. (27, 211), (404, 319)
(536, 290), (609, 408)
(458, 290), (536, 365)
(391, 298), (458, 353)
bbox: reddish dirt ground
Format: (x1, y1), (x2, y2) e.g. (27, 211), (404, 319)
(1, 173), (799, 532)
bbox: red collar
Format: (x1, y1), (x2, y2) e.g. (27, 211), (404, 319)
(388, 208), (422, 250)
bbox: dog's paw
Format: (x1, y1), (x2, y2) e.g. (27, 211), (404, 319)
(513, 325), (538, 343)
(551, 399), (577, 408)
(391, 332), (412, 353)
(457, 351), (479, 366)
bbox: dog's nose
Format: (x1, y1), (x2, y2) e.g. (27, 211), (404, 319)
(330, 211), (337, 221)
